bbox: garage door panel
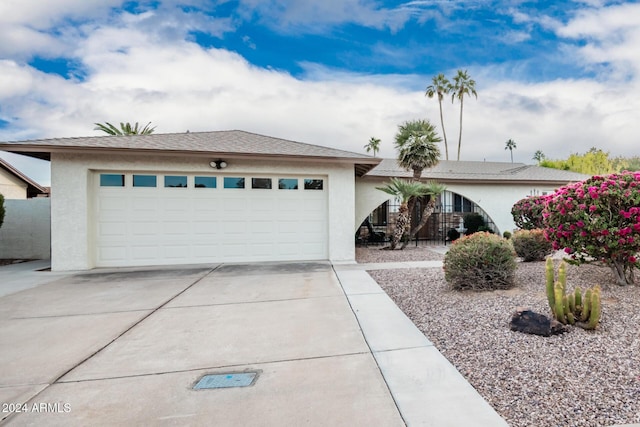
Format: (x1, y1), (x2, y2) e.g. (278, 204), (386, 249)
(95, 173), (328, 266)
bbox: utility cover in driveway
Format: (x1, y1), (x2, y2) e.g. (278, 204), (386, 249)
(194, 372), (258, 389)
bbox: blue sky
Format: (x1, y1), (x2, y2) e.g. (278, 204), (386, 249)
(1, 0), (640, 186)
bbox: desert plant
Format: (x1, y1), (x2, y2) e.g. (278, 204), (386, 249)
(512, 229), (553, 261)
(446, 228), (460, 242)
(503, 231), (512, 239)
(545, 258), (601, 329)
(543, 171), (640, 285)
(443, 232), (517, 291)
(511, 195), (547, 230)
(463, 212), (485, 235)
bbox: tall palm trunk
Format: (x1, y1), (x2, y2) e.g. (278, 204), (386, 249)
(457, 97), (464, 161)
(389, 203), (410, 250)
(401, 196), (437, 249)
(438, 98), (449, 160)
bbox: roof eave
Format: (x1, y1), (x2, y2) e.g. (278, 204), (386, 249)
(0, 145), (381, 176)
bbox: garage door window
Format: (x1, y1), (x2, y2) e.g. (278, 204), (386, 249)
(278, 178), (298, 190)
(224, 177), (245, 189)
(165, 176), (187, 188)
(252, 178), (272, 189)
(100, 174), (125, 187)
(195, 176), (216, 188)
(133, 175), (157, 187)
(304, 179), (323, 190)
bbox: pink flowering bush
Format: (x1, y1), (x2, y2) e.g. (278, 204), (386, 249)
(511, 195), (547, 230)
(543, 171), (640, 286)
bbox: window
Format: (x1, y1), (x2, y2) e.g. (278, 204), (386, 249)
(133, 175), (157, 187)
(371, 202), (388, 226)
(251, 178), (272, 189)
(224, 177), (245, 189)
(278, 178), (298, 190)
(100, 174), (125, 187)
(195, 176), (216, 188)
(453, 194), (473, 212)
(304, 179), (323, 190)
(164, 175), (187, 188)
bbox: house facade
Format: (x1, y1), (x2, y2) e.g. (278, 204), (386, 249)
(0, 131), (379, 270)
(0, 130), (588, 271)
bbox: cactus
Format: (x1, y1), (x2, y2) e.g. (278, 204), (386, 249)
(587, 286), (602, 330)
(554, 283), (566, 323)
(574, 287), (582, 314)
(581, 289), (592, 322)
(544, 260), (602, 330)
(546, 258), (556, 312)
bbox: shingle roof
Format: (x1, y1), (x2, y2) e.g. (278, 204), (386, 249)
(366, 159), (590, 183)
(0, 130), (380, 176)
(0, 130), (370, 159)
(0, 157), (48, 197)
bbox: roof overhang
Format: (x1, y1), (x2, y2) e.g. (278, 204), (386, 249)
(0, 145), (381, 177)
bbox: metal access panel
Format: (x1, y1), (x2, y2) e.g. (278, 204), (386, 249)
(193, 372), (258, 390)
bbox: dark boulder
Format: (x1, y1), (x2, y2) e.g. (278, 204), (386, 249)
(510, 307), (567, 337)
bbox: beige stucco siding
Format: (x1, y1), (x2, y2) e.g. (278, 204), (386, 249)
(0, 168), (27, 199)
(50, 152), (356, 271)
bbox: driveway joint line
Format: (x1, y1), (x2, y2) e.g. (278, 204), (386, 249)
(55, 351), (371, 384)
(162, 294), (341, 309)
(9, 265), (221, 413)
(11, 308), (153, 320)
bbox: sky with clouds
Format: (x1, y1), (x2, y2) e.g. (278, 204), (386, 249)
(1, 0), (639, 186)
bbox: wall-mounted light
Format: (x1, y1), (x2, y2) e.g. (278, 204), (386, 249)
(210, 159), (228, 169)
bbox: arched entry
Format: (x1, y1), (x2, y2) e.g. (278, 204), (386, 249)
(356, 190), (498, 245)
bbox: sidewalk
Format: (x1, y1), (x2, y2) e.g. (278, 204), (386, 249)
(334, 262), (508, 427)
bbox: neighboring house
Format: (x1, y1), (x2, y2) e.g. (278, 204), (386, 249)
(0, 130), (588, 271)
(0, 131), (379, 270)
(355, 159), (589, 240)
(0, 157), (48, 199)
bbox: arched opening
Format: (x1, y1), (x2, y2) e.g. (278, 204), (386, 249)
(355, 190), (498, 245)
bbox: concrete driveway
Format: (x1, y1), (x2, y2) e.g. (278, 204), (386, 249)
(1, 262), (403, 426)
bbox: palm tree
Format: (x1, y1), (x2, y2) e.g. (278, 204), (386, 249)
(393, 119), (443, 248)
(364, 137), (381, 157)
(425, 73), (451, 160)
(401, 181), (446, 249)
(451, 70), (477, 161)
(505, 139), (517, 163)
(94, 121), (156, 135)
(533, 150), (545, 164)
(376, 178), (434, 250)
(394, 119), (442, 180)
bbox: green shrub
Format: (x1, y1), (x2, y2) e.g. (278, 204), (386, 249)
(512, 229), (553, 262)
(443, 232), (517, 291)
(0, 193), (5, 230)
(463, 212), (486, 235)
(503, 230), (512, 239)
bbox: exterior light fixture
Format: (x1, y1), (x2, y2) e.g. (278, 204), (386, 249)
(210, 160), (228, 169)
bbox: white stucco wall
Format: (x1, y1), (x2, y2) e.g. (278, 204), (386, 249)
(0, 169), (27, 199)
(0, 198), (51, 259)
(50, 152), (356, 270)
(355, 177), (559, 235)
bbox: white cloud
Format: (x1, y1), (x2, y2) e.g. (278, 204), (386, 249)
(236, 0), (412, 33)
(556, 2), (640, 77)
(1, 0), (640, 186)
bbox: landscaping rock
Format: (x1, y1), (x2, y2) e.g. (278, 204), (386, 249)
(509, 307), (567, 337)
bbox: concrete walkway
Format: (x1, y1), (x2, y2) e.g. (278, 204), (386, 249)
(0, 259), (507, 426)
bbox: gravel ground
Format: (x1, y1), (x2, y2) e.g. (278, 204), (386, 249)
(355, 245), (445, 263)
(368, 251), (640, 427)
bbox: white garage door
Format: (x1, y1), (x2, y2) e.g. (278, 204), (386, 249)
(94, 172), (328, 267)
